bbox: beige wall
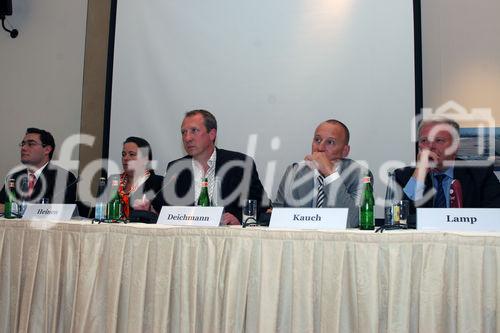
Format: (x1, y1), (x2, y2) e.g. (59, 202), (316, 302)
(0, 0), (88, 179)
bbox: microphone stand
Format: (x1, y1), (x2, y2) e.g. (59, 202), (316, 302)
(242, 216), (259, 228)
(375, 223), (408, 233)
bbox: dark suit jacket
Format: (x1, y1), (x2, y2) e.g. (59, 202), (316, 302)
(0, 163), (77, 204)
(394, 163), (500, 216)
(164, 148), (270, 222)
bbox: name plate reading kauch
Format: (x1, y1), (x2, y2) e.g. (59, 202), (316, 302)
(22, 204), (77, 221)
(417, 208), (500, 232)
(157, 206), (223, 227)
(269, 208), (348, 230)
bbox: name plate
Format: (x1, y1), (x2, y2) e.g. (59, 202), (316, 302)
(157, 206), (223, 227)
(269, 208), (348, 230)
(417, 208), (500, 232)
(22, 204), (77, 221)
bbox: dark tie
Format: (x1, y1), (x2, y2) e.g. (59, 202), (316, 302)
(316, 175), (325, 208)
(434, 174), (446, 208)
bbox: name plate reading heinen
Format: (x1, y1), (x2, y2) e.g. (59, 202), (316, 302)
(269, 208), (348, 230)
(22, 204), (77, 221)
(157, 206), (223, 227)
(417, 208), (500, 232)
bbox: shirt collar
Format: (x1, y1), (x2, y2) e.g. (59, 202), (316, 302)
(191, 149), (217, 177)
(432, 166), (454, 179)
(207, 149), (216, 170)
(313, 160), (340, 178)
(29, 162), (49, 180)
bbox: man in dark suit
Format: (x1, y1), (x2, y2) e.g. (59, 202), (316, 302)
(273, 119), (372, 228)
(163, 110), (270, 225)
(0, 128), (77, 213)
(394, 118), (500, 217)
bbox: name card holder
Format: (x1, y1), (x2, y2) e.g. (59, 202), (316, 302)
(417, 208), (500, 232)
(157, 206), (223, 227)
(269, 208), (348, 230)
(22, 204), (77, 221)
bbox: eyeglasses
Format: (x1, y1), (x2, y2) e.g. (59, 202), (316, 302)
(19, 140), (46, 148)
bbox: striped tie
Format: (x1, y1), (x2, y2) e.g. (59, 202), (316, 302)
(316, 175), (325, 208)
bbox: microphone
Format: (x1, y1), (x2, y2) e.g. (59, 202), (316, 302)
(18, 176), (29, 216)
(450, 179), (463, 208)
(20, 176), (28, 193)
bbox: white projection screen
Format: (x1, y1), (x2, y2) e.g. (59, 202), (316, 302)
(108, 0), (417, 215)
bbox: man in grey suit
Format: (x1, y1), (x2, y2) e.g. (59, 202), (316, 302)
(273, 119), (372, 228)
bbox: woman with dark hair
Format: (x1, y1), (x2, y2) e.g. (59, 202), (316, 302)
(115, 136), (164, 218)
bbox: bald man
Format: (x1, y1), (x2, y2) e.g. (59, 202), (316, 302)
(273, 119), (372, 228)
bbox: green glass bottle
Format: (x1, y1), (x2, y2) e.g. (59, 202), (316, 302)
(4, 178), (18, 219)
(359, 176), (375, 230)
(107, 179), (122, 220)
(197, 178), (211, 206)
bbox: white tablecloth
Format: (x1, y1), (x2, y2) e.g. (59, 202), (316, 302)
(1, 219), (499, 332)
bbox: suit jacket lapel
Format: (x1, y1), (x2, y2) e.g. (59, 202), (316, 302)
(12, 169), (28, 200)
(214, 147), (222, 173)
(32, 168), (44, 200)
(294, 165), (314, 207)
(182, 157), (195, 205)
(213, 147), (226, 199)
(423, 173), (434, 208)
(32, 163), (53, 202)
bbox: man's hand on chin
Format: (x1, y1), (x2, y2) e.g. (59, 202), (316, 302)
(413, 150), (439, 181)
(304, 152), (336, 177)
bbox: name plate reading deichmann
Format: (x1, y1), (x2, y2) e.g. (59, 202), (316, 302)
(157, 206), (224, 227)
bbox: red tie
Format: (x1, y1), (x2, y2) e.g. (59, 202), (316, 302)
(28, 172), (36, 197)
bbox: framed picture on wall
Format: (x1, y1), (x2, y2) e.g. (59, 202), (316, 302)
(457, 127), (499, 171)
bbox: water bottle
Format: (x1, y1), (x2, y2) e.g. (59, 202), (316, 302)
(4, 178), (18, 218)
(107, 178), (122, 220)
(197, 178), (211, 206)
(94, 177), (107, 221)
